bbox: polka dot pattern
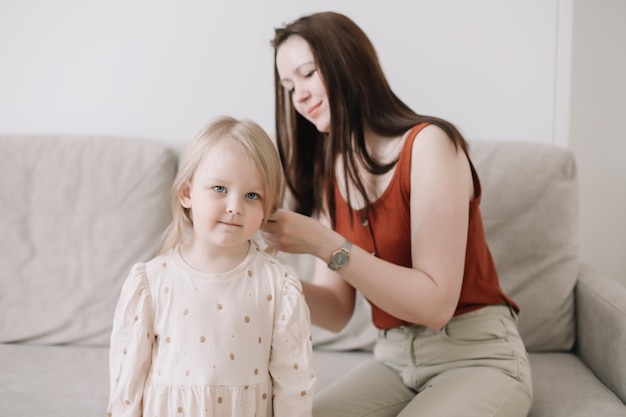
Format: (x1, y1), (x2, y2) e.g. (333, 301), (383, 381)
(107, 244), (314, 417)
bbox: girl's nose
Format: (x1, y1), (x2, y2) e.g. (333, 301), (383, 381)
(226, 199), (242, 215)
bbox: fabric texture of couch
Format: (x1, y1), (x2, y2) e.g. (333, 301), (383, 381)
(0, 134), (624, 417)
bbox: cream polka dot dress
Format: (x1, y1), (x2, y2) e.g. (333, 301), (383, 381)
(107, 242), (315, 417)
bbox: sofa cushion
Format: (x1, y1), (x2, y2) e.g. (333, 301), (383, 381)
(0, 343), (109, 417)
(471, 140), (578, 352)
(528, 353), (626, 417)
(0, 135), (177, 346)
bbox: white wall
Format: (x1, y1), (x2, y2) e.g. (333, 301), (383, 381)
(3, 1), (624, 281)
(1, 0), (560, 150)
(570, 0), (626, 284)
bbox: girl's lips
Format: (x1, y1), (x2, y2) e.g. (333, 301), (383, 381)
(220, 221), (241, 227)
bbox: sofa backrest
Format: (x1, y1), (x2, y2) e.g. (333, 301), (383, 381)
(0, 135), (578, 352)
(471, 140), (579, 352)
(0, 135), (177, 346)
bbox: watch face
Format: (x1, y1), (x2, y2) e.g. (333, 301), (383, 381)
(333, 251), (348, 267)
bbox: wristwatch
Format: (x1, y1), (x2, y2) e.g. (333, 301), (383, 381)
(327, 240), (352, 271)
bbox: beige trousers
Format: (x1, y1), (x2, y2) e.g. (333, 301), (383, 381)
(314, 305), (533, 417)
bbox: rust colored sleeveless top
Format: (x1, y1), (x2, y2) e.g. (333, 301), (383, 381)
(334, 123), (519, 329)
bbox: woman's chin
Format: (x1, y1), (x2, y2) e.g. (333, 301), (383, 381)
(313, 119), (331, 134)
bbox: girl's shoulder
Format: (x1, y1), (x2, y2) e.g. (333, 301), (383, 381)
(144, 247), (175, 265)
(132, 248), (178, 283)
(250, 243), (303, 291)
(251, 242), (291, 274)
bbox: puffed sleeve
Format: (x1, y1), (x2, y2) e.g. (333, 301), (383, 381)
(107, 263), (155, 417)
(269, 267), (315, 417)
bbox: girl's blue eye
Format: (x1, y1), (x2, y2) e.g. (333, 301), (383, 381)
(246, 192), (259, 200)
(214, 186), (226, 193)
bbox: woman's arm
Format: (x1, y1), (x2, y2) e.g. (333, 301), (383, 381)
(262, 125), (473, 329)
(262, 210), (356, 332)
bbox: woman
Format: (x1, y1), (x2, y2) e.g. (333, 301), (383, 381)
(261, 11), (532, 417)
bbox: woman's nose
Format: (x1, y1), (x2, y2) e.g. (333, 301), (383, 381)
(292, 85), (310, 103)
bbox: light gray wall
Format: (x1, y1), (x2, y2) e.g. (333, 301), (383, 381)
(1, 0), (624, 282)
(0, 0), (560, 149)
(570, 0), (626, 285)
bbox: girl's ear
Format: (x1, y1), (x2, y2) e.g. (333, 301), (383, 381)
(179, 183), (192, 209)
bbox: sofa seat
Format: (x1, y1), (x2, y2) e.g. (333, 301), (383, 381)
(1, 344), (625, 417)
(1, 134), (624, 416)
(528, 353), (626, 416)
(0, 344), (109, 416)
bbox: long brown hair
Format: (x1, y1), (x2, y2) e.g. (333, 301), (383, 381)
(272, 12), (467, 227)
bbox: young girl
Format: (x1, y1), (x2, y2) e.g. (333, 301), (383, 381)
(107, 116), (315, 417)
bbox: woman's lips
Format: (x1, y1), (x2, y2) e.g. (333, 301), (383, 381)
(307, 102), (322, 118)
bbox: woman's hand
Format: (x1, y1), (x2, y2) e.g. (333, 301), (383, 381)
(261, 209), (356, 331)
(261, 209), (342, 259)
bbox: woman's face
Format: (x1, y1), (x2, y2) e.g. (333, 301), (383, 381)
(276, 35), (330, 133)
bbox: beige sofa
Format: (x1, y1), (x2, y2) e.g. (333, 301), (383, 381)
(0, 134), (624, 417)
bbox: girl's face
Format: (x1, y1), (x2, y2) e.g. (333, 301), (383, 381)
(276, 35), (331, 133)
(181, 140), (265, 250)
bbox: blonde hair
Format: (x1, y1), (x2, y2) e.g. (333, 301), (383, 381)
(158, 115), (284, 254)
